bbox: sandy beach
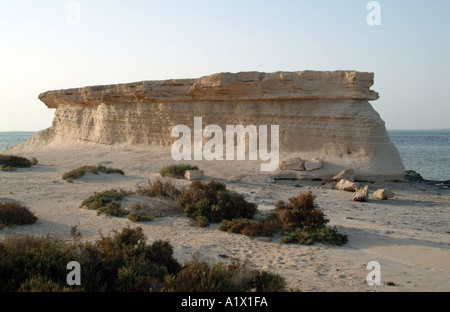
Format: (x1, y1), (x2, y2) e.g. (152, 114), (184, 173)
(1, 143), (449, 292)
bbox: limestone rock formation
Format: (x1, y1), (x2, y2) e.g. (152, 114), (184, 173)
(19, 70), (404, 180)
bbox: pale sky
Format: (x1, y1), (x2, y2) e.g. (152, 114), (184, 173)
(0, 0), (449, 131)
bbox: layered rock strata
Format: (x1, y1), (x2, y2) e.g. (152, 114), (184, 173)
(24, 71), (404, 180)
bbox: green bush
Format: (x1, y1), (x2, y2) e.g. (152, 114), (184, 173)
(0, 235), (72, 292)
(178, 180), (257, 225)
(80, 189), (129, 217)
(218, 218), (251, 234)
(275, 192), (328, 231)
(18, 275), (74, 292)
(160, 164), (199, 178)
(62, 165), (124, 180)
(0, 227), (183, 292)
(282, 226), (348, 246)
(0, 226), (286, 292)
(162, 256), (286, 292)
(240, 222), (263, 238)
(136, 179), (181, 200)
(219, 215), (282, 238)
(0, 154), (32, 169)
(0, 202), (37, 226)
(216, 192), (347, 246)
(195, 216), (210, 227)
(127, 213), (154, 223)
(1, 165), (17, 172)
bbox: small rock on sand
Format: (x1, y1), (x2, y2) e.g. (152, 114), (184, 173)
(373, 188), (395, 200)
(279, 158), (305, 171)
(305, 158), (323, 171)
(335, 179), (358, 192)
(30, 157), (39, 166)
(352, 185), (369, 202)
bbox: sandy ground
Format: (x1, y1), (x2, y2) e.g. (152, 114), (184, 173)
(1, 143), (449, 292)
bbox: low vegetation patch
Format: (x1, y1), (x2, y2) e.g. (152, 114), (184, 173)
(0, 155), (32, 171)
(0, 226), (286, 292)
(160, 164), (199, 178)
(0, 202), (37, 227)
(219, 192), (348, 246)
(282, 226), (348, 246)
(136, 179), (181, 200)
(163, 255), (286, 292)
(62, 165), (124, 180)
(178, 180), (257, 227)
(1, 166), (16, 172)
(79, 189), (129, 217)
(127, 213), (154, 223)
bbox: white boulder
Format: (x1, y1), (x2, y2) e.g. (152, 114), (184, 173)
(373, 188), (395, 200)
(335, 179), (358, 192)
(352, 185), (369, 202)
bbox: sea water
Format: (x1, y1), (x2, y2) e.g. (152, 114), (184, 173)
(388, 130), (450, 181)
(1, 130), (449, 181)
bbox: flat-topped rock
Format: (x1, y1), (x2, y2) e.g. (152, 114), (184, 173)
(16, 70), (405, 181)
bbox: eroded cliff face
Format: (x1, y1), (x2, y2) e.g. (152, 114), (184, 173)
(24, 71), (404, 180)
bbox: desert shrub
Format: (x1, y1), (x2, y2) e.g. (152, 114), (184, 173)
(18, 275), (73, 292)
(219, 215), (282, 238)
(216, 192), (347, 246)
(162, 256), (286, 292)
(127, 213), (154, 223)
(218, 218), (251, 234)
(160, 164), (199, 178)
(281, 229), (314, 245)
(195, 216), (210, 227)
(282, 226), (348, 246)
(275, 192), (328, 231)
(0, 226), (286, 292)
(62, 165), (124, 180)
(61, 227), (181, 292)
(240, 222), (263, 238)
(1, 165), (16, 171)
(80, 189), (129, 217)
(0, 202), (37, 226)
(252, 270), (287, 292)
(260, 218), (283, 237)
(0, 235), (73, 292)
(178, 180), (257, 225)
(136, 179), (181, 200)
(0, 154), (32, 169)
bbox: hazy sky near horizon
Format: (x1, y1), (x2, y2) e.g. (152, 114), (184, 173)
(0, 0), (449, 131)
